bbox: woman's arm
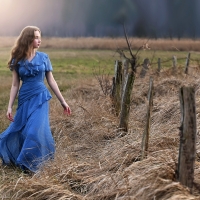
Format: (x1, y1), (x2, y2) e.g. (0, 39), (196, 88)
(7, 70), (20, 121)
(45, 71), (71, 115)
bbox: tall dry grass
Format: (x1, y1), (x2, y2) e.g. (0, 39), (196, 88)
(1, 65), (200, 199)
(0, 37), (200, 199)
(1, 36), (200, 51)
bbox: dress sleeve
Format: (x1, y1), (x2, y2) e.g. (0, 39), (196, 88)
(10, 59), (19, 74)
(44, 55), (53, 71)
(9, 59), (14, 71)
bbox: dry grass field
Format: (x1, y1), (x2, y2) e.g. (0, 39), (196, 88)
(1, 36), (200, 51)
(0, 37), (200, 199)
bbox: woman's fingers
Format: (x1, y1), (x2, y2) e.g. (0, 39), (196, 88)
(7, 113), (14, 122)
(64, 107), (71, 115)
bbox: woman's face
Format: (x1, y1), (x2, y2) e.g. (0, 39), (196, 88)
(32, 30), (41, 49)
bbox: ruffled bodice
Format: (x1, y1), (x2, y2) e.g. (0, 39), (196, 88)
(16, 51), (53, 108)
(17, 51), (53, 83)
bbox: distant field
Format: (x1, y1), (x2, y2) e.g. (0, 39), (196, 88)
(1, 36), (200, 51)
(0, 37), (200, 78)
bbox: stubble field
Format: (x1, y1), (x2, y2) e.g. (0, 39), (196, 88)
(0, 37), (200, 199)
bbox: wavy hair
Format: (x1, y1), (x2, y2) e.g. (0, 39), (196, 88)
(8, 26), (41, 69)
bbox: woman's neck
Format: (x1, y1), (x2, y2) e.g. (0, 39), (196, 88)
(27, 50), (36, 61)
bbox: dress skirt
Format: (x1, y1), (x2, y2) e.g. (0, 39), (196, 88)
(0, 82), (55, 172)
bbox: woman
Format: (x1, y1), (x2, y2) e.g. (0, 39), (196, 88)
(0, 26), (71, 173)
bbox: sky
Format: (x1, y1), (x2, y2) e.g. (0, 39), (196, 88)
(0, 0), (64, 36)
(0, 0), (200, 38)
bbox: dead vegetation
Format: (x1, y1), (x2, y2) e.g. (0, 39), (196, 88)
(1, 36), (200, 51)
(1, 37), (200, 199)
(1, 63), (200, 199)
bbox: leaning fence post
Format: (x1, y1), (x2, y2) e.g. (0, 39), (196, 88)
(184, 52), (190, 74)
(141, 77), (153, 160)
(111, 60), (122, 116)
(119, 64), (135, 132)
(178, 86), (196, 193)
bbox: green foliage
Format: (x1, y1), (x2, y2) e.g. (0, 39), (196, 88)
(40, 48), (115, 77)
(1, 48), (198, 77)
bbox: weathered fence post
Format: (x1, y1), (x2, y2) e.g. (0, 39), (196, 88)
(140, 58), (150, 78)
(119, 61), (135, 132)
(157, 58), (161, 75)
(111, 76), (115, 96)
(122, 59), (129, 97)
(178, 86), (196, 193)
(172, 56), (177, 74)
(184, 52), (190, 74)
(141, 77), (154, 160)
(111, 60), (122, 116)
(117, 23), (137, 133)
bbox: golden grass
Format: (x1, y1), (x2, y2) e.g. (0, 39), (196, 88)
(0, 38), (200, 199)
(1, 36), (200, 51)
(0, 66), (200, 199)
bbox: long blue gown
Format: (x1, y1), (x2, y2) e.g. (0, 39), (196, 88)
(0, 51), (55, 172)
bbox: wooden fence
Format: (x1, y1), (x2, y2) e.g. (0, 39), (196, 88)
(110, 52), (198, 193)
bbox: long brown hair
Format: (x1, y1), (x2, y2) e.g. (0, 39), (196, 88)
(8, 26), (41, 69)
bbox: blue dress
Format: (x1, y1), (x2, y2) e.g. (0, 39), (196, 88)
(0, 51), (55, 172)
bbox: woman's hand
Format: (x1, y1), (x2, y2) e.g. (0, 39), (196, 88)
(6, 108), (14, 122)
(61, 101), (71, 116)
